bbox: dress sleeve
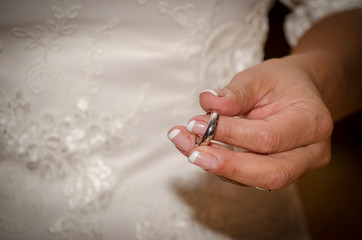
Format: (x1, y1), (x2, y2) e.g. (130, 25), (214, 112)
(280, 0), (362, 47)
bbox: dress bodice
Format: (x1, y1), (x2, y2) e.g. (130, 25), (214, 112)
(0, 0), (360, 239)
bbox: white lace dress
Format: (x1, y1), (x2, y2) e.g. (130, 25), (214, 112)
(0, 0), (361, 239)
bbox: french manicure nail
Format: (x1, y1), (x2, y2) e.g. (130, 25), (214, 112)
(186, 120), (195, 132)
(168, 129), (193, 152)
(186, 120), (208, 135)
(188, 151), (217, 170)
(200, 89), (218, 97)
(168, 129), (180, 140)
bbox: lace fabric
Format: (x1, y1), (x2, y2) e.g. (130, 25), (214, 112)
(1, 0), (357, 239)
(281, 0), (362, 46)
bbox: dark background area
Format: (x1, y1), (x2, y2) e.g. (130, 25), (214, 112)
(264, 1), (362, 239)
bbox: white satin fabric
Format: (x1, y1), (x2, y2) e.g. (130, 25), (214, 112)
(0, 0), (360, 239)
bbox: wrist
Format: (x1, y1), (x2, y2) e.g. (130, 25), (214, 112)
(282, 52), (339, 98)
(282, 51), (361, 121)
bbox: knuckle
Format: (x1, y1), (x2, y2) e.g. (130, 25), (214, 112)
(312, 106), (334, 140)
(226, 163), (240, 180)
(264, 168), (291, 190)
(212, 157), (226, 175)
(234, 87), (249, 102)
(257, 129), (282, 154)
(211, 154), (241, 184)
(218, 156), (236, 177)
(320, 114), (334, 139)
(317, 142), (332, 169)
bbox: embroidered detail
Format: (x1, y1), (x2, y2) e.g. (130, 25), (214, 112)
(0, 82), (150, 179)
(140, 0), (272, 115)
(48, 216), (102, 240)
(25, 61), (64, 94)
(63, 156), (115, 212)
(4, 1), (149, 238)
(0, 80), (150, 238)
(82, 17), (119, 94)
(282, 0), (362, 46)
(198, 1), (272, 90)
(12, 2), (81, 95)
(0, 0), (312, 239)
(139, 0), (270, 89)
(12, 3), (81, 53)
(138, 0), (219, 60)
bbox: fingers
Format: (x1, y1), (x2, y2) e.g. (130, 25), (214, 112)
(186, 105), (333, 154)
(197, 61), (333, 154)
(168, 60), (333, 189)
(167, 126), (195, 156)
(187, 140), (331, 190)
(168, 122), (331, 190)
(167, 126), (227, 156)
(199, 71), (266, 116)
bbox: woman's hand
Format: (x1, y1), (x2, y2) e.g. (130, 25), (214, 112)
(168, 9), (361, 190)
(168, 57), (333, 190)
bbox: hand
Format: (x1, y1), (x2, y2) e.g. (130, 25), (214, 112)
(168, 57), (333, 190)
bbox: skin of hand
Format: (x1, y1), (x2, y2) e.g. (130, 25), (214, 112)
(168, 9), (362, 190)
(168, 58), (333, 190)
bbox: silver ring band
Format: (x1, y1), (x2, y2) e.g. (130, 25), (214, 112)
(198, 112), (219, 146)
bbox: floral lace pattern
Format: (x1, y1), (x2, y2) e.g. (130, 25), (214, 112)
(281, 0), (362, 46)
(138, 0), (222, 60)
(12, 2), (81, 95)
(138, 0), (272, 88)
(0, 89), (149, 180)
(197, 0), (273, 90)
(138, 0), (273, 115)
(2, 0), (346, 239)
(1, 1), (150, 239)
(0, 84), (150, 238)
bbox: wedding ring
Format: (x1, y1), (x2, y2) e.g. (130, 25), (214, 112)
(198, 112), (219, 146)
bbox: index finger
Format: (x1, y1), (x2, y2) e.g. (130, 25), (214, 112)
(187, 105), (333, 154)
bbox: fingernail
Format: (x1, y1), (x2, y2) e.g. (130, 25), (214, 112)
(255, 187), (272, 192)
(188, 151), (217, 170)
(168, 129), (180, 140)
(186, 120), (208, 135)
(168, 129), (193, 152)
(200, 89), (218, 97)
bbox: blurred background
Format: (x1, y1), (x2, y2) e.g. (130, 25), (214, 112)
(265, 1), (362, 239)
(297, 113), (362, 240)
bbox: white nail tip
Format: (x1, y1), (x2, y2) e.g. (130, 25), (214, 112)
(168, 129), (180, 140)
(255, 187), (267, 191)
(188, 151), (200, 163)
(201, 89), (218, 97)
(186, 120), (195, 132)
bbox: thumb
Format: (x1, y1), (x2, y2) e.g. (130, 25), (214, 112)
(199, 74), (263, 116)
